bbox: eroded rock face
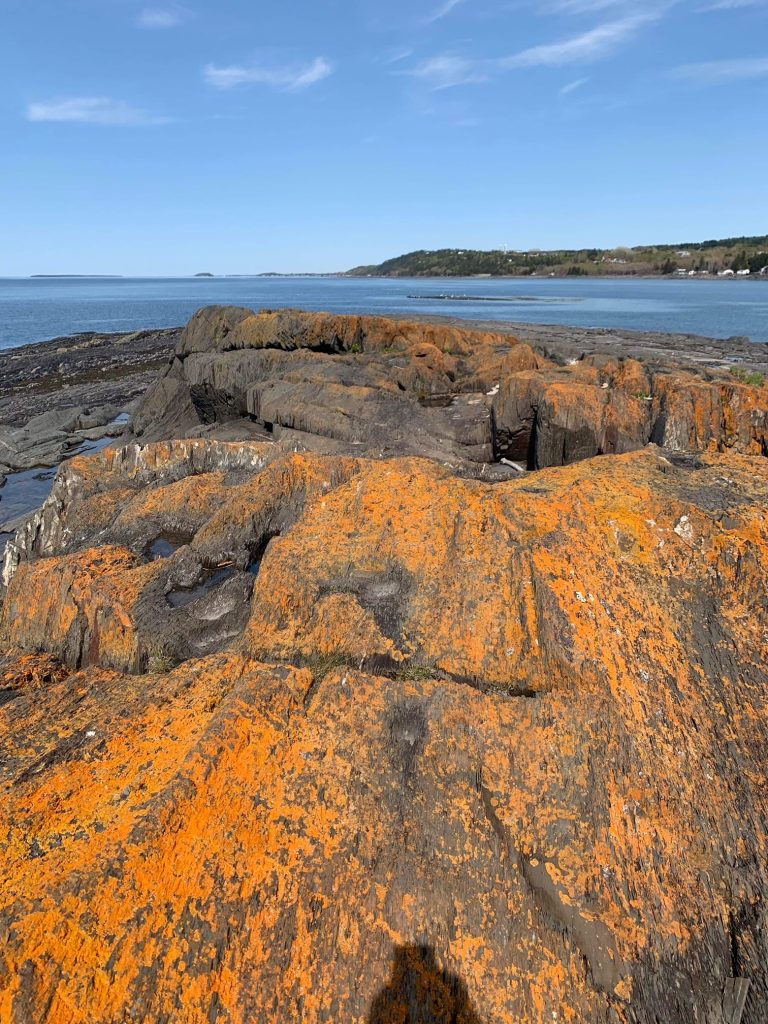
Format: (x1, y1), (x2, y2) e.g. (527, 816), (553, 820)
(1, 436), (767, 1023)
(129, 307), (525, 472)
(494, 355), (768, 469)
(130, 307), (768, 473)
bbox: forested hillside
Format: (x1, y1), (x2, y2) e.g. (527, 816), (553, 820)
(347, 236), (768, 277)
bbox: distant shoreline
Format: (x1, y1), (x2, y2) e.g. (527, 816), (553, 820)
(345, 273), (768, 283)
(10, 273), (768, 282)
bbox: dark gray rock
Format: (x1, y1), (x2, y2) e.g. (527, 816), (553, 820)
(130, 307), (499, 472)
(0, 326), (180, 428)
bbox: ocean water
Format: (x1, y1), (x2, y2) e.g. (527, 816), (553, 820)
(1, 276), (767, 349)
(0, 433), (117, 543)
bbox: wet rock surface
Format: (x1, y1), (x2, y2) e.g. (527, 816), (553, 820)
(0, 407), (128, 473)
(1, 310), (767, 1024)
(0, 326), (179, 428)
(0, 325), (179, 531)
(0, 416), (132, 540)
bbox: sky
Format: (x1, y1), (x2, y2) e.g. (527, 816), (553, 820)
(1, 0), (767, 274)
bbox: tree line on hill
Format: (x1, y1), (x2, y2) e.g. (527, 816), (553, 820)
(347, 236), (768, 278)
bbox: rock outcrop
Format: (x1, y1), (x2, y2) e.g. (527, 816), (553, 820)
(1, 438), (768, 1023)
(130, 307), (528, 473)
(131, 307), (768, 472)
(494, 356), (768, 467)
(1, 308), (768, 1024)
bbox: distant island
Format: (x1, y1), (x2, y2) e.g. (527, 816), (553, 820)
(194, 272), (215, 277)
(346, 235), (768, 279)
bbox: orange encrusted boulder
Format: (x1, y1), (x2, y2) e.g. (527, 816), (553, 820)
(0, 434), (767, 1023)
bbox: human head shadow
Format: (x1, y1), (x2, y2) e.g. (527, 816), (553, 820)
(367, 944), (483, 1024)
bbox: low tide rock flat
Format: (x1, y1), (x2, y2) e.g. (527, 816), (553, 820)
(0, 308), (767, 1024)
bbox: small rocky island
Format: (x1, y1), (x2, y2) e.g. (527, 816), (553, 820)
(0, 308), (767, 1024)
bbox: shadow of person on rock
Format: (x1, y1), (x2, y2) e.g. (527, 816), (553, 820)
(368, 944), (484, 1024)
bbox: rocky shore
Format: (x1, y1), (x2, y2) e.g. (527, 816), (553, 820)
(0, 326), (178, 531)
(0, 324), (179, 427)
(0, 315), (763, 481)
(3, 318), (766, 438)
(447, 317), (768, 372)
(1, 309), (766, 553)
(1, 309), (767, 1023)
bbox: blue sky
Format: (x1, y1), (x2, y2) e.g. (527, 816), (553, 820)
(2, 0), (767, 274)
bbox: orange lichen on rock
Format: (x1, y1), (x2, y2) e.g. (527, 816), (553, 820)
(0, 432), (767, 1023)
(0, 653), (69, 694)
(0, 656), (632, 1022)
(2, 310), (768, 1024)
(3, 546), (155, 671)
(128, 307), (768, 478)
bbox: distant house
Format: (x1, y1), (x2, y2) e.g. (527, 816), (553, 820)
(719, 269), (735, 277)
(677, 250), (691, 257)
(761, 266), (768, 276)
(736, 269), (751, 276)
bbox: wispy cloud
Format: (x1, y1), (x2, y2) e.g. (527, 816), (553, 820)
(26, 97), (169, 125)
(204, 56), (334, 91)
(559, 75), (590, 93)
(406, 54), (490, 89)
(382, 48), (415, 65)
(542, 0), (638, 11)
(698, 0), (768, 8)
(405, 13), (655, 89)
(540, 0), (677, 14)
(136, 5), (189, 29)
(501, 13), (657, 67)
(670, 55), (768, 81)
(424, 0), (465, 23)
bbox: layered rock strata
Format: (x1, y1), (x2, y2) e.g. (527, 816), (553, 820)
(131, 307), (768, 472)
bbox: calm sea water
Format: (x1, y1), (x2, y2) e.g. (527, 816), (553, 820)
(1, 276), (767, 349)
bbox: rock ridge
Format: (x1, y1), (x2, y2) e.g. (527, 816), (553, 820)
(130, 307), (768, 474)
